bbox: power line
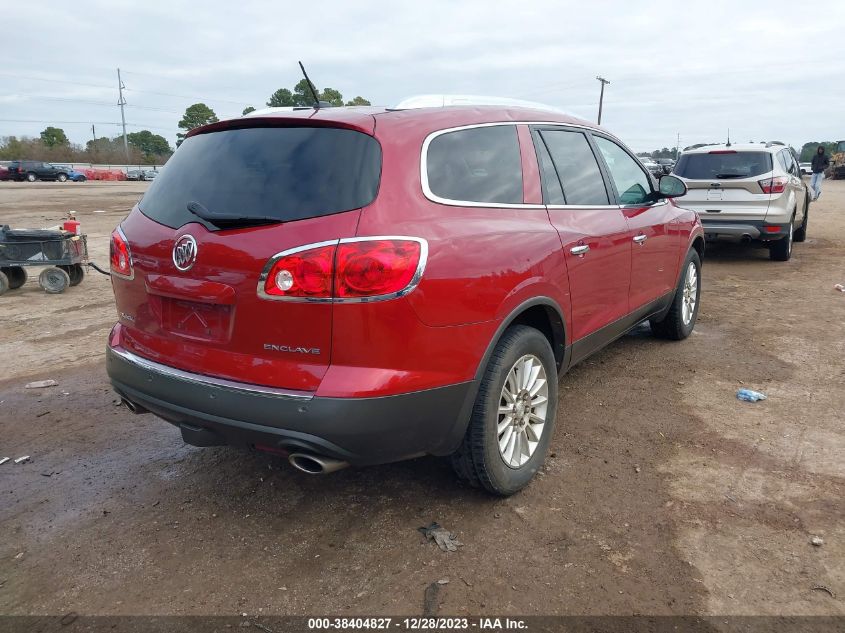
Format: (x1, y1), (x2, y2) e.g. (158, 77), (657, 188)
(0, 72), (113, 90)
(0, 119), (173, 132)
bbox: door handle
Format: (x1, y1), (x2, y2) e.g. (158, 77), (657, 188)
(570, 245), (590, 256)
(633, 234), (647, 244)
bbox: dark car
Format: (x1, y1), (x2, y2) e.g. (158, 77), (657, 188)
(7, 160), (70, 182)
(107, 98), (704, 495)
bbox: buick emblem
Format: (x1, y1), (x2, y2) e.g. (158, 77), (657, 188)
(172, 235), (198, 271)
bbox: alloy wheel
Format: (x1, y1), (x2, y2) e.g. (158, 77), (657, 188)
(497, 354), (549, 468)
(682, 261), (698, 325)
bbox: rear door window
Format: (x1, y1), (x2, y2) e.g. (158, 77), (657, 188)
(426, 125), (523, 204)
(674, 151), (773, 180)
(536, 129), (610, 205)
(139, 126), (382, 230)
(594, 137), (653, 205)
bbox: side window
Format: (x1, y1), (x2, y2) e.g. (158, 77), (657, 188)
(538, 130), (610, 205)
(594, 137), (653, 205)
(533, 135), (565, 205)
(426, 125), (523, 204)
(776, 151), (788, 172)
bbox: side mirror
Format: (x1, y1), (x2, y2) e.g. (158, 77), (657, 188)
(657, 174), (687, 198)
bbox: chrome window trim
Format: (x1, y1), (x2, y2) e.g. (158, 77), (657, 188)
(257, 236), (429, 304)
(110, 346), (313, 401)
(420, 121), (628, 209)
(111, 224), (135, 280)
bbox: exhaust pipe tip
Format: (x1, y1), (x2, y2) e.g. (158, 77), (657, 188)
(288, 452), (349, 475)
(120, 397), (148, 414)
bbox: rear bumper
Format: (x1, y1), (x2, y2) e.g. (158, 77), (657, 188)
(701, 219), (790, 242)
(107, 345), (474, 466)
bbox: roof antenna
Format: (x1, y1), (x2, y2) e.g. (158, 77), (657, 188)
(726, 128), (731, 148)
(298, 61), (321, 109)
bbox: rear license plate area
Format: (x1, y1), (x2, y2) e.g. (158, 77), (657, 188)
(706, 188), (724, 201)
(157, 297), (233, 343)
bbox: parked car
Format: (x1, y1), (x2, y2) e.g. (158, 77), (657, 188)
(655, 158), (676, 174)
(638, 156), (665, 179)
(126, 168), (159, 181)
(673, 143), (809, 261)
(799, 162), (812, 176)
(6, 160), (70, 182)
(67, 169), (87, 182)
(107, 98), (704, 495)
(0, 162), (9, 181)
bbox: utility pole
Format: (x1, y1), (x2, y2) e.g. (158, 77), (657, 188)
(596, 76), (610, 125)
(676, 132), (680, 160)
(116, 68), (129, 162)
(91, 124), (96, 145)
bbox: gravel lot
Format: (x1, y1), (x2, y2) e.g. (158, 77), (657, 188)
(0, 181), (843, 617)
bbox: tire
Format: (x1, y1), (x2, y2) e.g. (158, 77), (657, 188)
(59, 264), (84, 286)
(650, 249), (701, 340)
(26, 172), (37, 182)
(0, 270), (8, 296)
(38, 267), (70, 294)
(4, 266), (27, 289)
(78, 176), (87, 182)
(450, 325), (558, 496)
(56, 173), (68, 182)
(794, 201), (808, 243)
(770, 216), (794, 261)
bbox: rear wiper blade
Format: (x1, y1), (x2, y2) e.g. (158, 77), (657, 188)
(186, 201), (280, 227)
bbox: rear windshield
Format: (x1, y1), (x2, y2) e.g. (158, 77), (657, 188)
(674, 151), (773, 180)
(139, 126), (382, 229)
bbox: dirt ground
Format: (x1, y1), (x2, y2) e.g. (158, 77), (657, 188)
(0, 181), (842, 618)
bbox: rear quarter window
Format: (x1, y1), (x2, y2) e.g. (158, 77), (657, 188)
(425, 125), (523, 204)
(675, 151), (773, 179)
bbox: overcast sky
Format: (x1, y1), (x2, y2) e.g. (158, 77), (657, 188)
(2, 0), (844, 152)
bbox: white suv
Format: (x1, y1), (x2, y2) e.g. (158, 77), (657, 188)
(674, 143), (809, 261)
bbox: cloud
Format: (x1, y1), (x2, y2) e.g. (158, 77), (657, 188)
(1, 0), (843, 150)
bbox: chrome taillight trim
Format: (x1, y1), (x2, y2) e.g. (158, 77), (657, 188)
(110, 224), (135, 280)
(256, 236), (429, 304)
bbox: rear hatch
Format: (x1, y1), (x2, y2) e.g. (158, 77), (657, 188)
(675, 150), (774, 220)
(111, 121), (381, 391)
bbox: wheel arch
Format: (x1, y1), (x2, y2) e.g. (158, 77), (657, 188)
(431, 296), (568, 457)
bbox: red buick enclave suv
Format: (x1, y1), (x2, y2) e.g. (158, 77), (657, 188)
(107, 99), (703, 495)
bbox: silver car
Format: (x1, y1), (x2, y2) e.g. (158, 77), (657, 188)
(674, 143), (809, 261)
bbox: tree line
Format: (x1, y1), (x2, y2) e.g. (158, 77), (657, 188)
(0, 127), (173, 165)
(176, 81), (371, 145)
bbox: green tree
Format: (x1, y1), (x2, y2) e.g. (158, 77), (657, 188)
(292, 79), (318, 106)
(268, 81), (371, 108)
(126, 130), (171, 157)
(242, 106), (256, 115)
(176, 103), (218, 146)
(320, 88), (344, 107)
(40, 127), (69, 148)
(267, 88), (295, 107)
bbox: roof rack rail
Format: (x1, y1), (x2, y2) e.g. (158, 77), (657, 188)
(764, 141), (786, 147)
(391, 94), (573, 115)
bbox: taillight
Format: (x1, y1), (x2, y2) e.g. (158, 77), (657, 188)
(261, 242), (336, 299)
(758, 176), (787, 194)
(336, 239), (422, 299)
(258, 237), (426, 302)
(110, 226), (134, 279)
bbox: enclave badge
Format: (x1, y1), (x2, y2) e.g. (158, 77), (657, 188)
(172, 235), (198, 271)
